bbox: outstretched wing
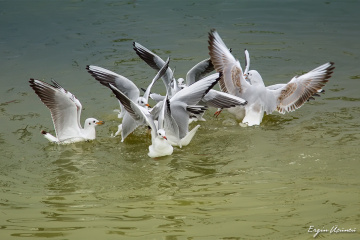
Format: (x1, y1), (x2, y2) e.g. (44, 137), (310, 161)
(162, 96), (180, 139)
(108, 84), (157, 133)
(208, 29), (251, 96)
(202, 89), (247, 109)
(143, 57), (170, 102)
(171, 73), (222, 106)
(243, 49), (250, 76)
(29, 79), (82, 141)
(86, 65), (140, 102)
(133, 42), (174, 94)
(186, 58), (214, 86)
(268, 62), (335, 113)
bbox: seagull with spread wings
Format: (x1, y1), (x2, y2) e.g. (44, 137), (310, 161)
(208, 29), (335, 126)
(29, 79), (104, 144)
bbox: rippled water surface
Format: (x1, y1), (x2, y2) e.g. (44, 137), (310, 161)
(1, 1), (359, 239)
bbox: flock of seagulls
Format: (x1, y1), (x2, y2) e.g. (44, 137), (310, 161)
(29, 29), (335, 158)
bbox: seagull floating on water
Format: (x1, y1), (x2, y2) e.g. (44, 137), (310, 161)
(29, 79), (104, 144)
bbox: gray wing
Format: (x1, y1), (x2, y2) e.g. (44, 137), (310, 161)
(169, 73), (221, 139)
(108, 84), (157, 133)
(202, 89), (247, 109)
(171, 73), (221, 106)
(162, 96), (180, 140)
(87, 65), (140, 102)
(143, 57), (170, 102)
(29, 79), (82, 141)
(120, 112), (140, 142)
(133, 42), (174, 94)
(186, 58), (214, 86)
(169, 100), (189, 139)
(140, 87), (165, 102)
(150, 93), (165, 102)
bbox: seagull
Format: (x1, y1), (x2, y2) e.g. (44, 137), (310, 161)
(108, 84), (173, 158)
(133, 42), (247, 120)
(208, 29), (335, 126)
(86, 58), (169, 141)
(29, 79), (104, 144)
(160, 95), (201, 148)
(151, 72), (223, 140)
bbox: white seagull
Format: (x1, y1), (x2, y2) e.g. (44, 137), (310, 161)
(29, 79), (104, 144)
(86, 58), (169, 140)
(108, 84), (173, 158)
(208, 29), (335, 126)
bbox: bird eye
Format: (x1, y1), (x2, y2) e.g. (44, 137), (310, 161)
(93, 120), (95, 123)
(89, 122), (91, 125)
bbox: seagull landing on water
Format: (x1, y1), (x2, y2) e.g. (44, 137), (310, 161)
(29, 79), (104, 144)
(208, 29), (335, 126)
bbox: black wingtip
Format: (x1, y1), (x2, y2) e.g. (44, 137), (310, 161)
(203, 72), (222, 97)
(41, 130), (47, 135)
(217, 72), (223, 81)
(50, 79), (62, 89)
(166, 96), (171, 114)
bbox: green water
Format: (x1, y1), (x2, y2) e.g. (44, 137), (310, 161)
(1, 1), (359, 239)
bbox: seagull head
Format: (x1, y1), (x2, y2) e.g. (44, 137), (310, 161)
(85, 118), (104, 127)
(177, 78), (186, 89)
(245, 70), (263, 85)
(157, 129), (167, 140)
(137, 97), (150, 108)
